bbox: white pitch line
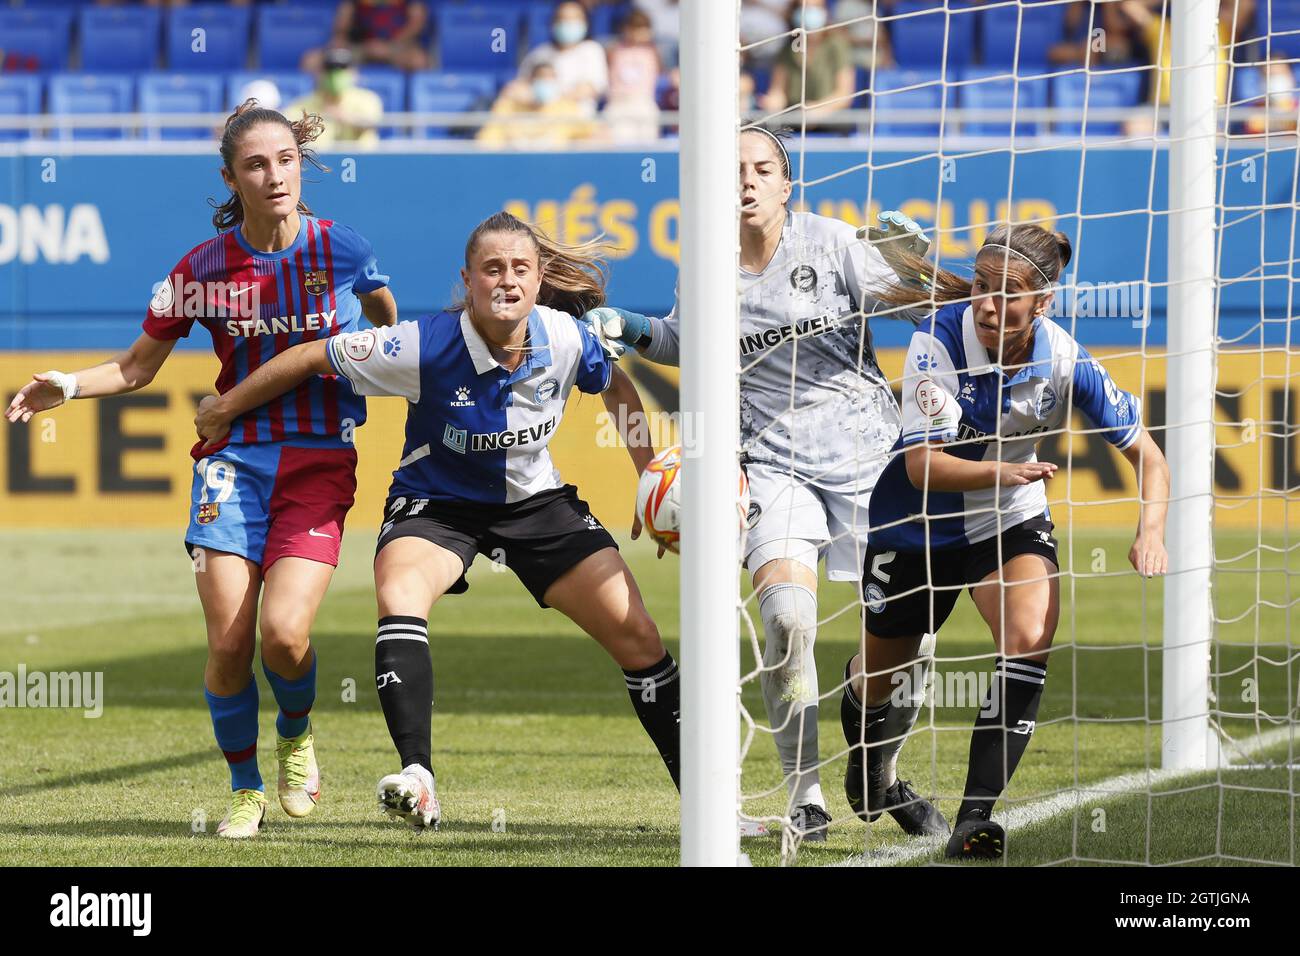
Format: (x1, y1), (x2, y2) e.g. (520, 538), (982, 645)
(831, 725), (1298, 867)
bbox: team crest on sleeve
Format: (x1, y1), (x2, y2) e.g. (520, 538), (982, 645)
(303, 270), (329, 296)
(864, 583), (887, 614)
(149, 276), (175, 315)
(534, 378), (559, 403)
(345, 330), (376, 361)
(916, 379), (947, 417)
(1036, 384), (1057, 417)
(196, 502), (220, 525)
(789, 265), (818, 292)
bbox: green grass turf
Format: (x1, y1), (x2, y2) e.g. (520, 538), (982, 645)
(0, 529), (1294, 866)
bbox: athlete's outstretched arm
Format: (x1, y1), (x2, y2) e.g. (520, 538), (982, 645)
(360, 286), (398, 327)
(1120, 429), (1169, 577)
(194, 339), (332, 444)
(601, 365), (656, 476)
(600, 365), (667, 554)
(904, 443), (1058, 492)
(5, 332), (178, 423)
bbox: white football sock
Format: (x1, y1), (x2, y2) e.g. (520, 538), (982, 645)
(758, 582), (824, 809)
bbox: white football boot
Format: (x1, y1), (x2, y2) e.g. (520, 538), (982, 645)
(377, 763), (441, 831)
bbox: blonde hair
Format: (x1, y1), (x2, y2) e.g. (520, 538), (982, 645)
(457, 211), (613, 317)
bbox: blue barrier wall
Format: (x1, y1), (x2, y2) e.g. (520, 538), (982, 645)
(1, 148), (1295, 350)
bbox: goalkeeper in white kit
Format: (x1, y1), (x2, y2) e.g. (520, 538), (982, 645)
(582, 126), (948, 842)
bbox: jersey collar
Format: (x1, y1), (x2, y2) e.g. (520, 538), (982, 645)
(458, 308), (553, 379)
(961, 306), (1052, 382)
(229, 215), (308, 261)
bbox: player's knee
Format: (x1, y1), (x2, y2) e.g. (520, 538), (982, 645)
(613, 611), (663, 668)
(259, 608), (313, 659)
(207, 631), (254, 675)
(1002, 622), (1054, 660)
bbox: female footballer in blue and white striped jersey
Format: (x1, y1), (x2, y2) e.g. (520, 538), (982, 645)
(196, 212), (679, 830)
(843, 223), (1170, 859)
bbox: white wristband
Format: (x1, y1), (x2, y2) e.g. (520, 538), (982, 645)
(43, 370), (79, 402)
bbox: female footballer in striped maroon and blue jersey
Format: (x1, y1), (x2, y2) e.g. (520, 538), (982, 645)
(5, 102), (399, 839)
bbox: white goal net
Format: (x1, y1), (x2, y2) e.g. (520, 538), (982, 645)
(680, 0), (1300, 866)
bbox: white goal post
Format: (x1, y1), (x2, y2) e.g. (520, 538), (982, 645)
(678, 0), (742, 866)
(1162, 0), (1218, 771)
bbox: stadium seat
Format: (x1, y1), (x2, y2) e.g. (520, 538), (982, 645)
(48, 74), (135, 141)
(1051, 70), (1143, 135)
(410, 71), (498, 104)
(979, 4), (1067, 74)
(79, 7), (162, 73)
(226, 72), (315, 111)
(868, 69), (949, 137)
(526, 3), (560, 50)
(0, 75), (42, 143)
(437, 7), (525, 71)
(166, 7), (253, 72)
(589, 2), (627, 39)
(0, 9), (73, 72)
(889, 1), (976, 74)
(256, 6), (336, 71)
(409, 80), (479, 139)
(138, 73), (223, 141)
(958, 69), (1051, 137)
(355, 69), (406, 138)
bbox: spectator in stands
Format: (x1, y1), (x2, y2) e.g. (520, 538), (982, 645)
(304, 0), (430, 73)
(604, 9), (662, 143)
(234, 79), (283, 113)
(635, 0), (681, 67)
(833, 0), (895, 71)
(741, 0), (790, 66)
(480, 61), (601, 147)
(287, 48), (384, 150)
(760, 0), (855, 128)
(1121, 0), (1257, 135)
(1048, 2), (1146, 67)
(518, 1), (609, 116)
(1244, 55), (1297, 134)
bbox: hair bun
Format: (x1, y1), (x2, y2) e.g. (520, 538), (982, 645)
(1053, 230), (1073, 270)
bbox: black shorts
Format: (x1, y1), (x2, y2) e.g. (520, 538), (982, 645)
(862, 515), (1059, 638)
(376, 484), (618, 608)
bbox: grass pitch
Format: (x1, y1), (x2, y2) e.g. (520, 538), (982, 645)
(0, 529), (1295, 866)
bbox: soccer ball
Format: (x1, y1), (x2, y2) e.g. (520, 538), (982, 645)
(635, 445), (750, 554)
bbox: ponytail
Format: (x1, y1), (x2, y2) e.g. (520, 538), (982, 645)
(872, 223), (1072, 310)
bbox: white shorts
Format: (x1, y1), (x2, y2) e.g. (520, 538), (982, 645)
(743, 461), (880, 582)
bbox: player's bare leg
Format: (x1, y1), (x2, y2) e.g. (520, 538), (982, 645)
(942, 554), (1058, 859)
(371, 537), (464, 830)
(260, 557), (335, 818)
(543, 547), (681, 789)
(752, 557), (831, 841)
(194, 550), (265, 838)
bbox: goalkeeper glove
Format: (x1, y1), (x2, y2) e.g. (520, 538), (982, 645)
(859, 210), (933, 292)
(578, 306), (652, 359)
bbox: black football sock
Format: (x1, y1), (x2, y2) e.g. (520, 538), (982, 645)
(957, 656), (1048, 822)
(623, 652), (681, 790)
(374, 616), (434, 775)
